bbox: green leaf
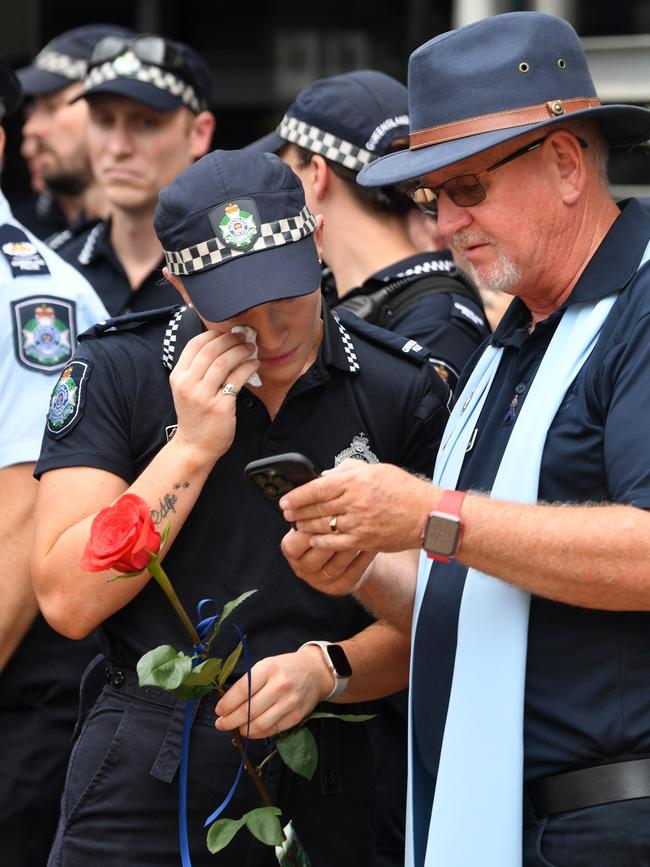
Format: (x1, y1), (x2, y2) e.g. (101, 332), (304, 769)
(304, 711), (376, 723)
(218, 642), (242, 686)
(173, 683), (215, 701)
(136, 645), (192, 690)
(206, 816), (246, 854)
(244, 806), (283, 847)
(276, 726), (318, 780)
(204, 589), (257, 652)
(107, 567), (145, 582)
(182, 657), (223, 687)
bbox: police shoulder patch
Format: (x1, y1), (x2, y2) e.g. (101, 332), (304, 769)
(11, 295), (77, 374)
(0, 224), (50, 277)
(46, 360), (91, 438)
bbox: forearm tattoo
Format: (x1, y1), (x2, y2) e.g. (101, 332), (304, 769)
(150, 491), (179, 525)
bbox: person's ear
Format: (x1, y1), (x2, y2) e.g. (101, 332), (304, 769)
(190, 110), (216, 160)
(313, 213), (325, 260)
(162, 267), (193, 307)
(546, 130), (587, 205)
(309, 154), (331, 202)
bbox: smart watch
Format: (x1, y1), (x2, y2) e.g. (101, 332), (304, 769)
(421, 489), (467, 562)
(299, 641), (352, 700)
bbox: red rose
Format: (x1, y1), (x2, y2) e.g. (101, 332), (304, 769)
(81, 493), (161, 574)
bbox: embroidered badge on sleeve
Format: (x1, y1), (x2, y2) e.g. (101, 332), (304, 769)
(46, 360), (90, 438)
(11, 296), (77, 374)
(0, 224), (51, 277)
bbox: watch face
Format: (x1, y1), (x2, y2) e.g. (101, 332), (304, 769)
(326, 644), (352, 678)
(423, 514), (461, 558)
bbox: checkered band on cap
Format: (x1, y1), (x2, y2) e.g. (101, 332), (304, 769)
(35, 49), (87, 81)
(278, 115), (374, 173)
(164, 205), (318, 277)
(85, 58), (203, 113)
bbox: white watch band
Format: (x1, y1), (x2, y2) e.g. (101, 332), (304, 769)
(298, 640), (350, 700)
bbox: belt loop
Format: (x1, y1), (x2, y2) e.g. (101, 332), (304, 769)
(320, 715), (343, 795)
(151, 700), (198, 783)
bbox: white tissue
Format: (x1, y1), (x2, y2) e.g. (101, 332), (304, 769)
(231, 325), (262, 387)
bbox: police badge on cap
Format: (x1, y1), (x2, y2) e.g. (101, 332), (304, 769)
(209, 198), (261, 252)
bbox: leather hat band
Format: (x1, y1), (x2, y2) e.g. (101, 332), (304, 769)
(409, 96), (602, 150)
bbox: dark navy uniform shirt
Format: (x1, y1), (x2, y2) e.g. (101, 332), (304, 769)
(337, 251), (490, 390)
(412, 198), (650, 787)
(36, 304), (450, 671)
(56, 218), (182, 316)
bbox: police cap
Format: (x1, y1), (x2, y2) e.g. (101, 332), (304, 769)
(155, 148), (321, 323)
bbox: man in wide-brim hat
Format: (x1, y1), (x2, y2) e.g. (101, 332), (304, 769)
(280, 11), (650, 867)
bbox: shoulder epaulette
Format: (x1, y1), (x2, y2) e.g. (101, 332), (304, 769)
(79, 304), (181, 341)
(334, 307), (434, 366)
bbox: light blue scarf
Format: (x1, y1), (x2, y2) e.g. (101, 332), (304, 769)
(406, 240), (650, 867)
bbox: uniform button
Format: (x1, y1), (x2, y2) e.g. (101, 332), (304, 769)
(515, 382), (527, 394)
(267, 440), (277, 453)
(112, 670), (125, 688)
(324, 770), (338, 788)
(242, 396), (254, 409)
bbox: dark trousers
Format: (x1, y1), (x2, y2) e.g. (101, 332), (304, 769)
(48, 681), (377, 867)
(0, 617), (97, 867)
(523, 794), (650, 866)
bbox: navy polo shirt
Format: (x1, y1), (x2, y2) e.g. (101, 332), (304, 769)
(412, 198), (650, 792)
(36, 304), (449, 671)
(56, 219), (182, 316)
(336, 251), (490, 390)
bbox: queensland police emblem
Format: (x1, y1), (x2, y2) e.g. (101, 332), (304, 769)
(209, 197), (261, 251)
(12, 296), (76, 373)
(334, 432), (380, 466)
(113, 50), (141, 76)
(47, 360), (90, 437)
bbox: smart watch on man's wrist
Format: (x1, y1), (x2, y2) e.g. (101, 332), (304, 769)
(299, 640), (352, 699)
(421, 489), (467, 563)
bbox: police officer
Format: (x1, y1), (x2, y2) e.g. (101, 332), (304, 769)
(56, 32), (216, 315)
(31, 147), (449, 866)
(0, 55), (108, 867)
(248, 70), (490, 391)
(14, 25), (133, 242)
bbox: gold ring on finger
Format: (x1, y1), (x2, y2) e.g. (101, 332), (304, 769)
(329, 516), (338, 534)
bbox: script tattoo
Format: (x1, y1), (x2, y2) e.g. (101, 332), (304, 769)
(150, 492), (178, 525)
(173, 481), (190, 490)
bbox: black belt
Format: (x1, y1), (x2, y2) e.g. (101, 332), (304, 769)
(529, 757), (650, 817)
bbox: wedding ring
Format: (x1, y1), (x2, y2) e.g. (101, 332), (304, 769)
(221, 383), (240, 396)
(272, 723), (281, 737)
(329, 516), (338, 534)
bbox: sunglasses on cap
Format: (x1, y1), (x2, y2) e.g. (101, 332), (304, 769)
(406, 135), (588, 219)
(88, 34), (200, 90)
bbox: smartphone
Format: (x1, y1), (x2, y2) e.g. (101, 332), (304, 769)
(244, 452), (319, 513)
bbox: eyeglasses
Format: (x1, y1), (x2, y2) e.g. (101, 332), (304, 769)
(88, 35), (199, 91)
(407, 135), (588, 219)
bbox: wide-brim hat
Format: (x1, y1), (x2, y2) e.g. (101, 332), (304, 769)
(155, 149), (321, 322)
(358, 12), (650, 188)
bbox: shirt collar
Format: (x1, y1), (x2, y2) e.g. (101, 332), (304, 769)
(492, 198), (650, 345)
(319, 305), (361, 375)
(77, 219), (111, 266)
(369, 250), (456, 283)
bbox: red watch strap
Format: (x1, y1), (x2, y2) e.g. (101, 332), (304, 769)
(436, 489), (467, 517)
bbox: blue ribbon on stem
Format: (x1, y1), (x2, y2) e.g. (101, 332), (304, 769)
(178, 600), (252, 867)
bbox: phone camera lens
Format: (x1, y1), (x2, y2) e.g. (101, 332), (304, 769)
(263, 482), (280, 496)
